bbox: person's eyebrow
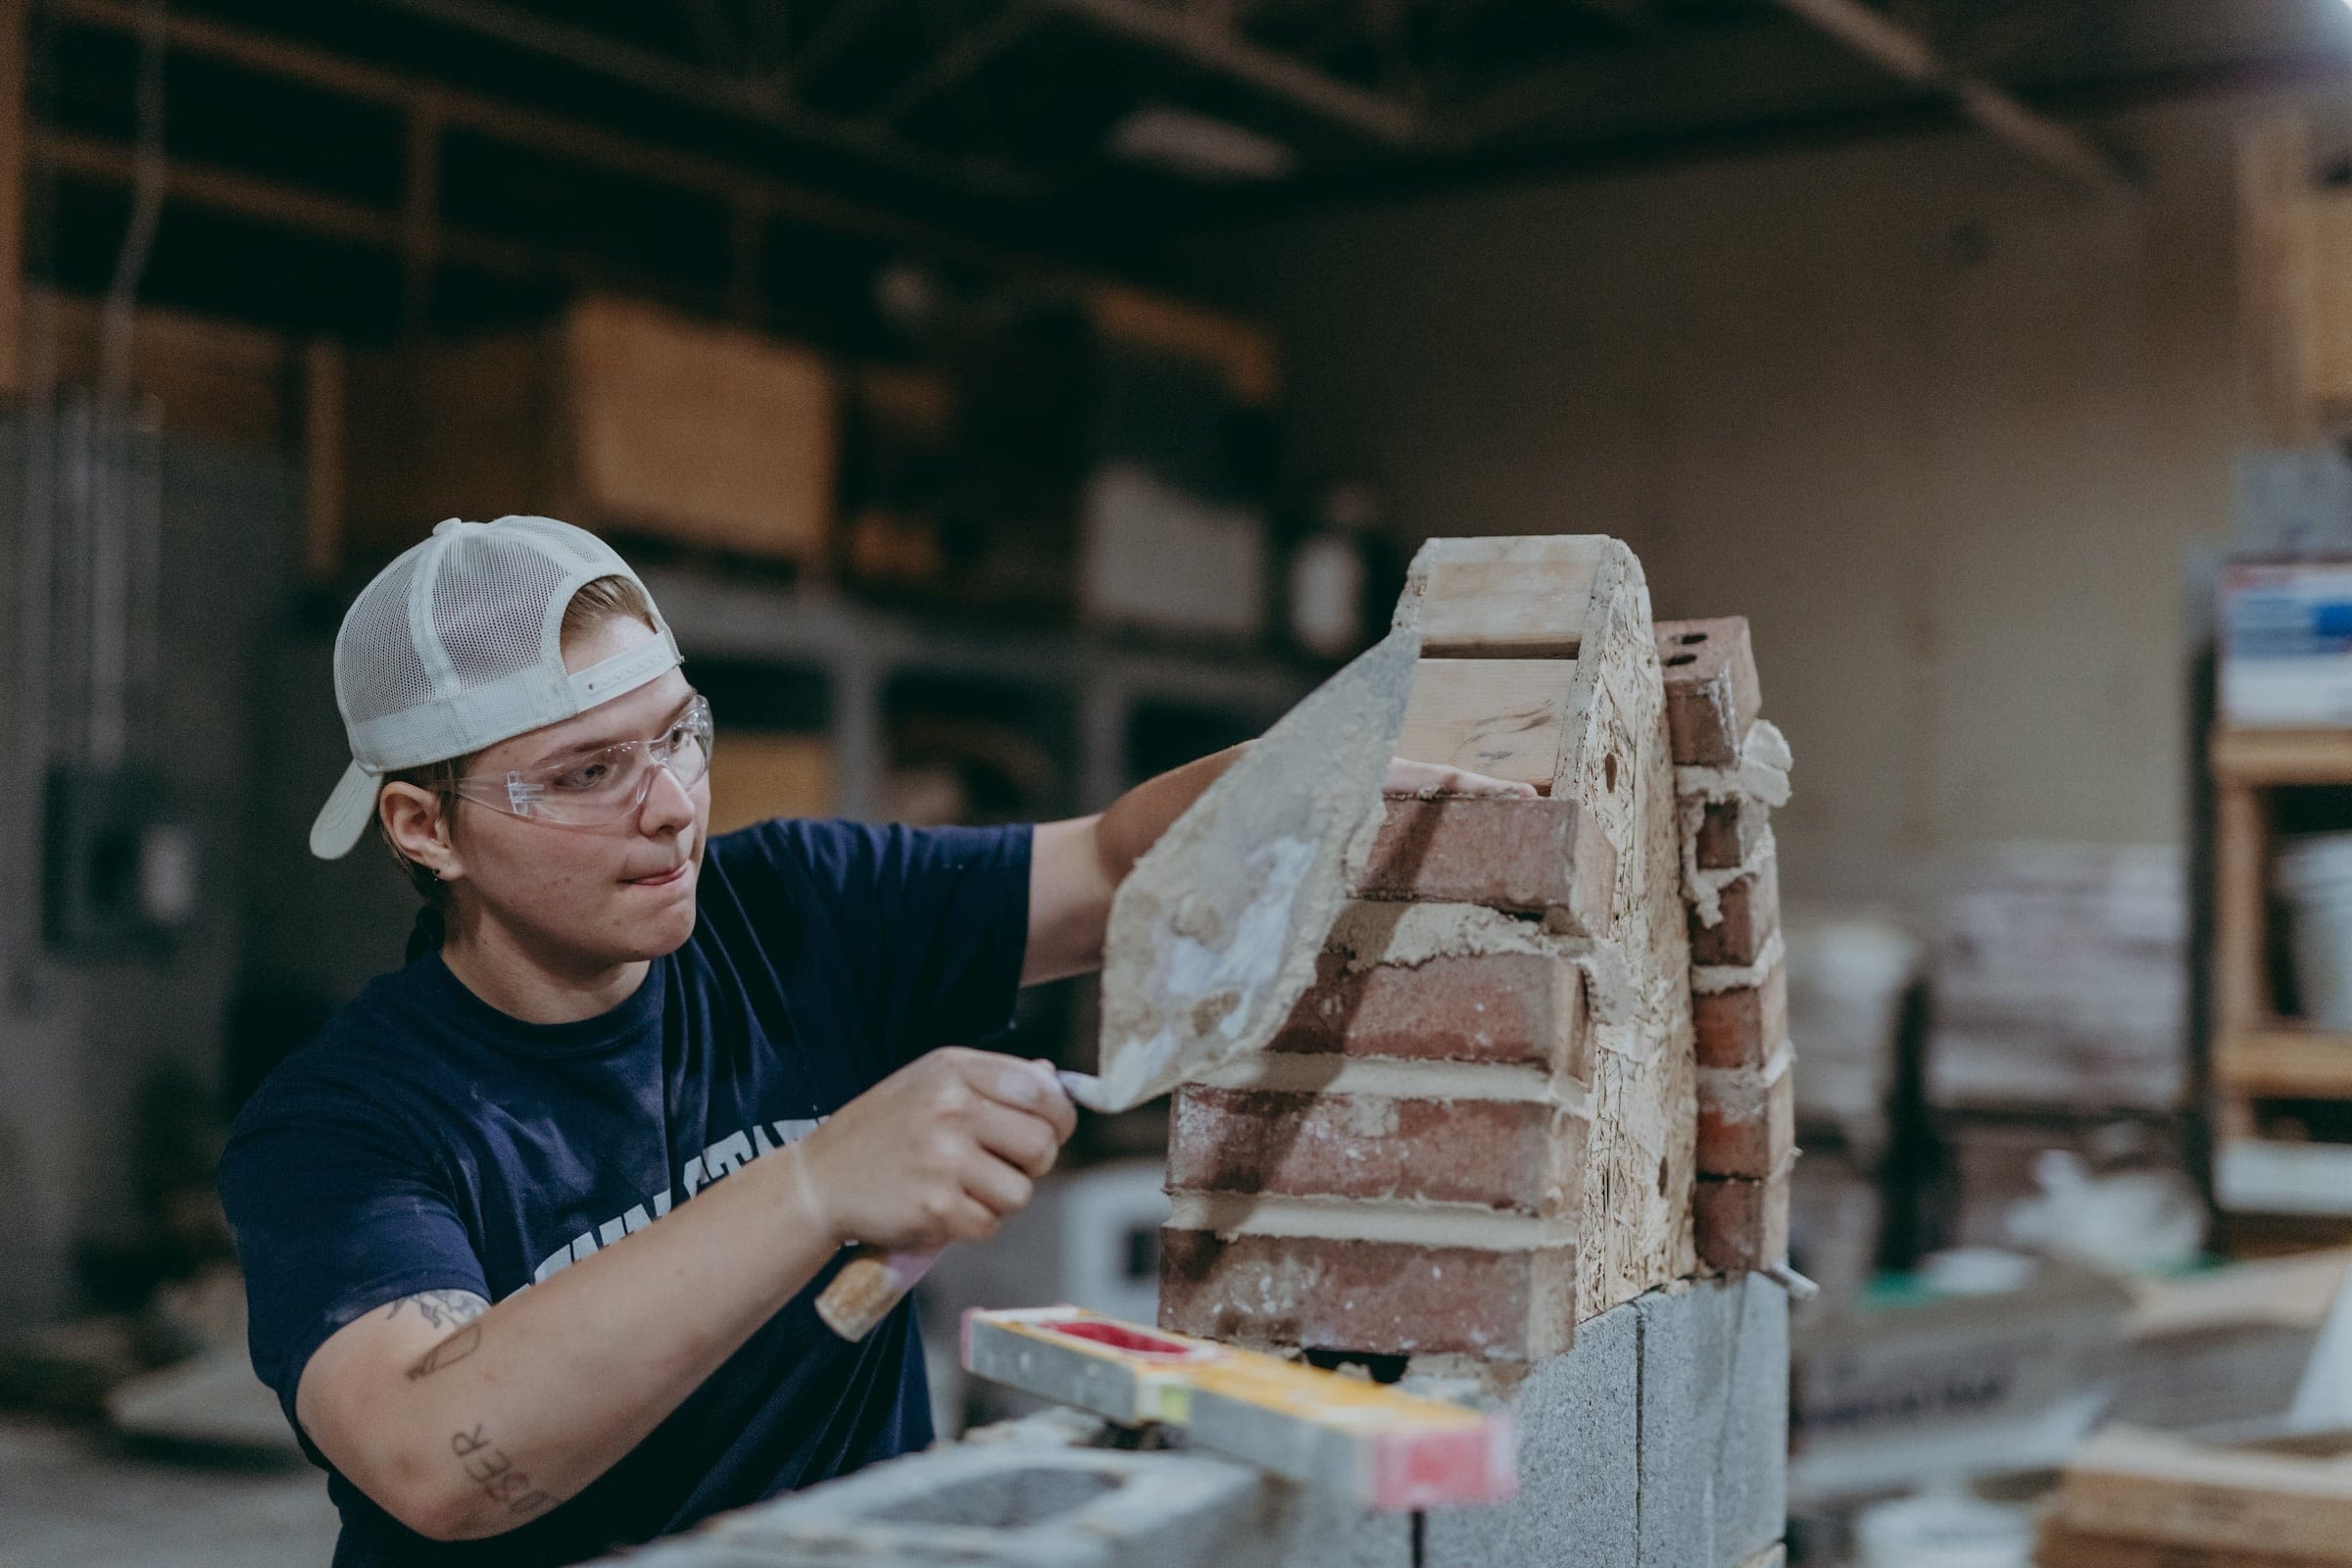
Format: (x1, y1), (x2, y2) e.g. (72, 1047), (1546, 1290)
(525, 693), (700, 768)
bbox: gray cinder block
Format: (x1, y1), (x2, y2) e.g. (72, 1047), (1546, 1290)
(1636, 1275), (1788, 1568)
(1423, 1294), (1642, 1568)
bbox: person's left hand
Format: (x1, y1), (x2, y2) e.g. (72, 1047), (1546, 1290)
(1383, 759), (1540, 798)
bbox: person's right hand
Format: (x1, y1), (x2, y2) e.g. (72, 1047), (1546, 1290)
(794, 1048), (1076, 1251)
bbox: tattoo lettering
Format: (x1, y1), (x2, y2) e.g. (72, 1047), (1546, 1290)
(385, 1290), (488, 1331)
(448, 1426), (555, 1519)
(406, 1322), (482, 1381)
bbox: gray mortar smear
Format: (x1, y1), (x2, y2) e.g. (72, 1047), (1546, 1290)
(1086, 627), (1423, 1112)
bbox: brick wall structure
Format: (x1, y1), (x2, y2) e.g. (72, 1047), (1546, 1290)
(1159, 536), (1704, 1361)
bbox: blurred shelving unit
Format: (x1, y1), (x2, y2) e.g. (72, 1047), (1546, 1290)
(2209, 725), (2352, 1243)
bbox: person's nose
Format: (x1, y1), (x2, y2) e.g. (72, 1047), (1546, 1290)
(638, 756), (697, 836)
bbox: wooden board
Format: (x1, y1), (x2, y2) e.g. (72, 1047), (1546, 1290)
(1087, 282), (1278, 406)
(1404, 536), (1606, 659)
(2212, 727), (2352, 786)
(43, 291), (296, 449)
(566, 295), (835, 561)
(2056, 1428), (2352, 1561)
(1396, 659), (1567, 790)
(2219, 1026), (2352, 1099)
(2038, 1519), (2343, 1568)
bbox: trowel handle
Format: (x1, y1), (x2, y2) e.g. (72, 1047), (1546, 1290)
(813, 1065), (1099, 1341)
(815, 1245), (942, 1340)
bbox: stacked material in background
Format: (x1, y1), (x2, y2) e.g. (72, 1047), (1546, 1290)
(1926, 846), (2187, 1113)
(2038, 1428), (2352, 1566)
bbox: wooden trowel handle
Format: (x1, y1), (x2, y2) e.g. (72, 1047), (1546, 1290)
(812, 1069), (1099, 1341)
(815, 1245), (942, 1340)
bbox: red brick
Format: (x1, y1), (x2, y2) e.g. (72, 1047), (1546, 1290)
(1695, 796), (1770, 871)
(1694, 1168), (1790, 1273)
(1271, 949), (1587, 1076)
(1692, 965), (1788, 1070)
(1158, 1229), (1577, 1360)
(1690, 856), (1780, 967)
(1696, 1061), (1795, 1178)
(1168, 1086), (1585, 1214)
(1355, 796), (1615, 934)
(1654, 616), (1762, 767)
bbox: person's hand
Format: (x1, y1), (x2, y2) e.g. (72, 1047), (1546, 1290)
(1383, 758), (1540, 798)
(794, 1049), (1076, 1251)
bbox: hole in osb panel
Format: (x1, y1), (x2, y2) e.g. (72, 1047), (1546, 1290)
(1603, 753), (1619, 792)
(1678, 631), (1708, 646)
(1664, 653), (1698, 668)
(1658, 1156), (1671, 1196)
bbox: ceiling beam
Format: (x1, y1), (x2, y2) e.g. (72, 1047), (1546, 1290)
(361, 0), (1042, 200)
(1030, 0), (1422, 146)
(865, 7), (1045, 126)
(1768, 0), (2132, 195)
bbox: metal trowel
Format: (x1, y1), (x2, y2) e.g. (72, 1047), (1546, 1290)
(815, 625), (1424, 1339)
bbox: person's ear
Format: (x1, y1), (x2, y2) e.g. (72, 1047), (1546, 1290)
(380, 783), (463, 885)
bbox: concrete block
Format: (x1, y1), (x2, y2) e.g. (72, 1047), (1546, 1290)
(1423, 1293), (1642, 1568)
(690, 1441), (1264, 1568)
(1654, 616), (1762, 767)
(1353, 796), (1614, 935)
(1273, 946), (1587, 1075)
(1691, 965), (1788, 1072)
(1159, 1229), (1578, 1362)
(1169, 1086), (1585, 1214)
(1690, 857), (1780, 967)
(1634, 1276), (1788, 1568)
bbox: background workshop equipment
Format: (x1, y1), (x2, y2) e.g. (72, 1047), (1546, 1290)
(15, 3), (2352, 1566)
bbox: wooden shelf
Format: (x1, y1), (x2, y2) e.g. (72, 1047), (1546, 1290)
(2212, 727), (2352, 785)
(2219, 1025), (2352, 1099)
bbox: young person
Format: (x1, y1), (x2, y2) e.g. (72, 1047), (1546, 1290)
(221, 514), (1526, 1566)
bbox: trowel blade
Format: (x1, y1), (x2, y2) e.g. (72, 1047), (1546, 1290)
(1088, 625), (1422, 1113)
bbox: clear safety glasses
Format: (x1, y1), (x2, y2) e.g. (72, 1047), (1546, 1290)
(450, 697), (714, 827)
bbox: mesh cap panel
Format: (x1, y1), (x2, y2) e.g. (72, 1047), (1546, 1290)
(429, 528), (570, 691)
(337, 548), (436, 726)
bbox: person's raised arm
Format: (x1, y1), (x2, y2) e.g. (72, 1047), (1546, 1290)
(293, 1048), (1073, 1541)
(1023, 750), (1536, 987)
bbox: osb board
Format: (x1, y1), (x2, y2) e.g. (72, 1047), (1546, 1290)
(1554, 540), (1699, 1313)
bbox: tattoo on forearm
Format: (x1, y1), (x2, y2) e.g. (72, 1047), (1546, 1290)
(449, 1425), (554, 1519)
(407, 1322), (482, 1381)
(385, 1290), (488, 1331)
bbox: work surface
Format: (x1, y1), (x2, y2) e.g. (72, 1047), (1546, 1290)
(0, 1418), (339, 1567)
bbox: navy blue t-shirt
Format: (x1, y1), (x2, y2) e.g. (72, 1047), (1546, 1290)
(220, 817), (1033, 1567)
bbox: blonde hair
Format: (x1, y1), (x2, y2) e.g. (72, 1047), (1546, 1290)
(378, 574), (661, 905)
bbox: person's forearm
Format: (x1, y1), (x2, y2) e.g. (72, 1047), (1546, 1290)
(368, 1147), (838, 1540)
(1094, 743), (1248, 878)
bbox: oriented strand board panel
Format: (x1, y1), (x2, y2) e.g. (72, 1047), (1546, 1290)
(1403, 536), (1607, 657)
(1396, 659), (1567, 789)
(567, 296), (836, 560)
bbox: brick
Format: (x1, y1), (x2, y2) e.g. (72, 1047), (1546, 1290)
(1695, 796), (1770, 872)
(1690, 856), (1780, 967)
(1654, 616), (1762, 767)
(1169, 1086), (1584, 1214)
(1158, 1230), (1578, 1361)
(1694, 1169), (1791, 1273)
(1692, 965), (1788, 1071)
(1695, 1057), (1795, 1181)
(1355, 796), (1615, 935)
(1272, 949), (1586, 1075)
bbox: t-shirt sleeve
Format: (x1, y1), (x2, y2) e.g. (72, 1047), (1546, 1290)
(220, 1076), (489, 1442)
(716, 818), (1034, 1079)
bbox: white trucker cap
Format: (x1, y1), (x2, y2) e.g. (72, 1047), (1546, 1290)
(310, 515), (681, 859)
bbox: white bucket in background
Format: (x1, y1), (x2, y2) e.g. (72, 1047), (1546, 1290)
(1854, 1494), (2034, 1568)
(2278, 832), (2352, 1029)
